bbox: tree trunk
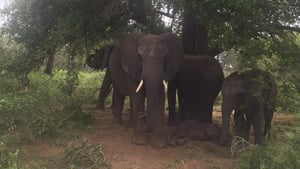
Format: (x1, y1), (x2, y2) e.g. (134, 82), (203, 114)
(182, 0), (208, 55)
(44, 51), (55, 75)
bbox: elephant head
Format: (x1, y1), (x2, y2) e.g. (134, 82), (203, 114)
(86, 45), (114, 70)
(220, 72), (246, 145)
(120, 32), (183, 84)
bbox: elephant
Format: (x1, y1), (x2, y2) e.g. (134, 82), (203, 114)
(169, 120), (221, 146)
(167, 55), (224, 125)
(109, 32), (184, 148)
(220, 69), (277, 145)
(86, 45), (114, 110)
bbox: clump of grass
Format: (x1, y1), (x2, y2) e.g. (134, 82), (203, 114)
(64, 138), (111, 169)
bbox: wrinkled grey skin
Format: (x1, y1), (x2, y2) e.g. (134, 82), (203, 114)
(109, 32), (184, 148)
(220, 69), (277, 145)
(86, 45), (114, 110)
(169, 120), (221, 146)
(167, 55), (224, 125)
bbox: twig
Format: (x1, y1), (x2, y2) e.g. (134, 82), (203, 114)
(231, 136), (254, 157)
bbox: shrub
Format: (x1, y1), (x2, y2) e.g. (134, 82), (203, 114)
(276, 81), (300, 113)
(0, 71), (96, 137)
(236, 127), (300, 169)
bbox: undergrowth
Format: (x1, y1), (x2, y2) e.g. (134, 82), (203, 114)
(0, 70), (107, 168)
(0, 71), (101, 137)
(235, 125), (300, 169)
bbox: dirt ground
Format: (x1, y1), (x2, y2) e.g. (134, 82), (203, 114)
(20, 109), (297, 169)
(85, 109), (234, 169)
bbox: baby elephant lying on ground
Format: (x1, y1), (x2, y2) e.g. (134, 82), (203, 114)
(169, 120), (221, 146)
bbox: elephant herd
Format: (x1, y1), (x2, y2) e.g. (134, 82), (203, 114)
(86, 32), (278, 148)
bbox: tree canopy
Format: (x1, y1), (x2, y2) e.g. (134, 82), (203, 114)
(1, 0), (300, 74)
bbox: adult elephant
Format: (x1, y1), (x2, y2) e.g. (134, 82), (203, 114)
(109, 32), (184, 148)
(220, 69), (277, 145)
(167, 55), (224, 125)
(86, 45), (114, 110)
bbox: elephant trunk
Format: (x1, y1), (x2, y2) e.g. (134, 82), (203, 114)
(143, 66), (165, 131)
(220, 98), (235, 145)
(86, 55), (97, 69)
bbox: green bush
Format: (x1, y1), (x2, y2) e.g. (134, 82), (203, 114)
(0, 70), (98, 137)
(236, 127), (300, 169)
(277, 81), (300, 113)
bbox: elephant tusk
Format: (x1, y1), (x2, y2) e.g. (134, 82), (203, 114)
(136, 80), (144, 93)
(163, 80), (168, 90)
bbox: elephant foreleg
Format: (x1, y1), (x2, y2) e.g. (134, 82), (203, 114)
(167, 80), (177, 125)
(111, 88), (125, 124)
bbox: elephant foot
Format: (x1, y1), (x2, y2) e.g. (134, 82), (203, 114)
(150, 130), (168, 148)
(168, 139), (177, 147)
(167, 119), (177, 126)
(96, 103), (105, 110)
(128, 122), (135, 128)
(220, 135), (232, 146)
(176, 137), (189, 146)
(112, 118), (122, 125)
(132, 132), (148, 145)
(168, 137), (188, 147)
(132, 114), (148, 145)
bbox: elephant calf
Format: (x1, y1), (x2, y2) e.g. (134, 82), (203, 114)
(169, 120), (221, 146)
(220, 69), (277, 145)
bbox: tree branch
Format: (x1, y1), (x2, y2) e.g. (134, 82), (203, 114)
(276, 24), (300, 33)
(156, 10), (174, 18)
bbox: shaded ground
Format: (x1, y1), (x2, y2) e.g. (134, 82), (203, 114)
(19, 109), (297, 169)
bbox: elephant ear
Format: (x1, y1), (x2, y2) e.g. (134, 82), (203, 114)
(120, 32), (146, 82)
(160, 32), (184, 81)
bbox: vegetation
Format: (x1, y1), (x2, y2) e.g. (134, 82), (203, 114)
(0, 71), (105, 168)
(0, 0), (300, 168)
(235, 124), (300, 169)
